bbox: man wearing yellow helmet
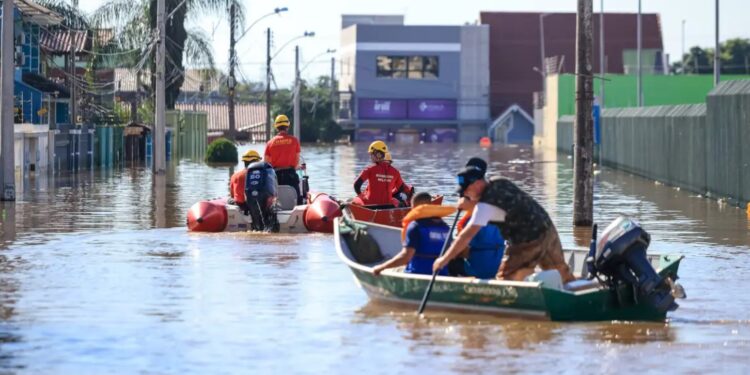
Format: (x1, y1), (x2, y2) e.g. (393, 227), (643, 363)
(229, 149), (262, 210)
(264, 114), (303, 204)
(353, 140), (407, 207)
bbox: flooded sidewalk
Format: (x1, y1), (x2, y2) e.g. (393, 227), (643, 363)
(0, 144), (748, 373)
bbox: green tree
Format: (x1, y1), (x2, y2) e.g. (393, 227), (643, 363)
(271, 76), (342, 143)
(92, 0), (237, 108)
(721, 38), (750, 74)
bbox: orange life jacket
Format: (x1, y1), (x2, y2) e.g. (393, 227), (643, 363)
(401, 204), (457, 242)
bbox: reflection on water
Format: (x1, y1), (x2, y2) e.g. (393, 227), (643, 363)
(0, 143), (747, 373)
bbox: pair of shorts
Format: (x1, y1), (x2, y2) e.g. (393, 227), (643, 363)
(496, 226), (575, 283)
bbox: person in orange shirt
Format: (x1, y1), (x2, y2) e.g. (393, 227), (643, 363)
(264, 114), (303, 204)
(229, 149), (262, 211)
(353, 141), (407, 207)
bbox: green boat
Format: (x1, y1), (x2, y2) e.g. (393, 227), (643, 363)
(335, 217), (685, 322)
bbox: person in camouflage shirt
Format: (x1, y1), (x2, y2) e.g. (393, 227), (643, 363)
(433, 158), (575, 283)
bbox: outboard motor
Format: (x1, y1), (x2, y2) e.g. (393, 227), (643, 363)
(245, 161), (279, 232)
(594, 217), (678, 313)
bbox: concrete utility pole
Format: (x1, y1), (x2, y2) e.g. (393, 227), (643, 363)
(574, 0), (595, 226)
(539, 13), (546, 94)
(265, 27), (272, 141)
(1, 0), (16, 200)
(330, 56), (335, 121)
(599, 0), (607, 107)
(69, 35), (77, 126)
(636, 0), (642, 106)
(681, 20), (686, 74)
(227, 2), (236, 140)
(293, 45), (300, 138)
(153, 0), (166, 173)
(714, 0), (720, 85)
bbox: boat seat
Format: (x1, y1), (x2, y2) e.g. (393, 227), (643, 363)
(277, 185), (298, 210)
(525, 270), (563, 290)
(564, 279), (601, 292)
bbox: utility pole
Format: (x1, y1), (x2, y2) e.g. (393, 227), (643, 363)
(599, 0), (607, 107)
(714, 0), (720, 85)
(636, 0), (642, 106)
(330, 56), (335, 121)
(153, 0), (166, 173)
(293, 45), (300, 138)
(681, 20), (686, 74)
(69, 34), (77, 126)
(539, 13), (546, 96)
(1, 0), (16, 200)
(574, 0), (594, 226)
(265, 27), (272, 141)
(227, 2), (236, 140)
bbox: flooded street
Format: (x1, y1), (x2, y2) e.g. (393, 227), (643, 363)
(0, 143), (748, 374)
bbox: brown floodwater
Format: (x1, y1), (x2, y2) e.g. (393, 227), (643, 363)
(0, 143), (748, 373)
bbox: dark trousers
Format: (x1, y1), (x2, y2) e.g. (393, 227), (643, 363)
(275, 168), (302, 204)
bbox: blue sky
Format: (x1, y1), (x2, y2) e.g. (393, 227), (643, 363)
(77, 0), (749, 88)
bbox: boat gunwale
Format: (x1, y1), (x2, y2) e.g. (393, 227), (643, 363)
(334, 217), (684, 298)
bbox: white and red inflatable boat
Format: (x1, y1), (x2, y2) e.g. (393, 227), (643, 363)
(186, 188), (342, 234)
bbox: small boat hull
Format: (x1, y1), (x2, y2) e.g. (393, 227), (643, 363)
(335, 218), (684, 322)
(187, 193), (341, 233)
(346, 195), (444, 227)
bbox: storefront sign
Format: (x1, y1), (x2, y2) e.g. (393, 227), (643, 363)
(408, 99), (457, 120)
(358, 99), (407, 119)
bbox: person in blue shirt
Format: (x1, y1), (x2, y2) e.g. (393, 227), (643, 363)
(373, 192), (450, 276)
(448, 215), (505, 279)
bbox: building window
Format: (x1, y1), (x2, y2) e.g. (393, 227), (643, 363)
(376, 55), (439, 79)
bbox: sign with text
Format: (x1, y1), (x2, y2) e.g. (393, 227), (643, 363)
(358, 99), (407, 119)
(407, 99), (457, 120)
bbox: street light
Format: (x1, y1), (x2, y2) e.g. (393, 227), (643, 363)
(300, 48), (336, 73)
(272, 31), (315, 60)
(236, 7), (288, 43)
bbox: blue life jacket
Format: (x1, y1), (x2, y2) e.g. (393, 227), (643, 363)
(464, 225), (505, 279)
(406, 219), (450, 276)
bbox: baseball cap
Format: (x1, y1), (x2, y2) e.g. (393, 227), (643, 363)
(455, 165), (485, 196)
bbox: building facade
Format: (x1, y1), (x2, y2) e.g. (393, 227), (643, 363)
(337, 18), (490, 143)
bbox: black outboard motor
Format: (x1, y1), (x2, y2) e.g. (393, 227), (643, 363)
(594, 217), (678, 313)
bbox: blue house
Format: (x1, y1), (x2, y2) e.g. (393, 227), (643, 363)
(1, 0), (69, 127)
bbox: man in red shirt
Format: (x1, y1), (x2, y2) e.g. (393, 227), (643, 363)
(264, 114), (303, 204)
(353, 141), (407, 207)
(229, 149), (262, 210)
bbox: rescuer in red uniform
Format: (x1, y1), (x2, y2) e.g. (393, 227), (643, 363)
(352, 141), (407, 207)
(229, 149), (262, 211)
(264, 114), (303, 204)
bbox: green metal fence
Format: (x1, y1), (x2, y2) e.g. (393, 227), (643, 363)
(556, 80), (750, 206)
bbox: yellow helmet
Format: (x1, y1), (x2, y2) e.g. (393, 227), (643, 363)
(368, 140), (388, 155)
(274, 114), (290, 129)
(384, 151), (392, 162)
(241, 149), (261, 163)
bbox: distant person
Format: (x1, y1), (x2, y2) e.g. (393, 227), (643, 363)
(264, 114), (303, 204)
(373, 192), (450, 276)
(432, 157), (575, 283)
(229, 150), (262, 211)
(352, 141), (407, 207)
(244, 159), (279, 232)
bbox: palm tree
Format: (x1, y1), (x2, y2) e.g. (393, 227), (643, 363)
(92, 0), (244, 109)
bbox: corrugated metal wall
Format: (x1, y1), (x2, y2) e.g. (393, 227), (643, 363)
(706, 80), (750, 204)
(555, 80), (750, 206)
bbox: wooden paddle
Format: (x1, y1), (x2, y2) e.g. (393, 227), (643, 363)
(417, 209), (462, 315)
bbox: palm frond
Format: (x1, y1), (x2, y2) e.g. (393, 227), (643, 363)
(184, 28), (215, 69)
(36, 0), (89, 29)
